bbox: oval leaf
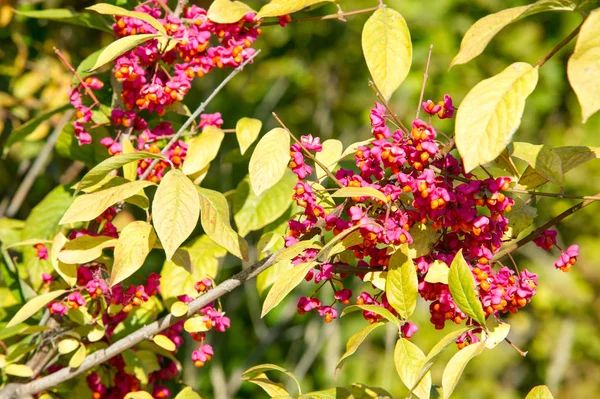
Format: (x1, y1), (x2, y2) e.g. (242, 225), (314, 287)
(568, 8), (600, 123)
(153, 334), (176, 352)
(509, 142), (563, 184)
(256, 0), (333, 19)
(182, 126), (225, 175)
(386, 245), (418, 320)
(331, 186), (388, 203)
(69, 344), (87, 368)
(110, 221), (156, 286)
(336, 321), (385, 375)
(5, 364), (34, 378)
(125, 392), (155, 399)
(87, 4), (166, 34)
(7, 290), (67, 327)
(448, 249), (487, 326)
(249, 128), (290, 196)
(88, 33), (162, 71)
(170, 301), (188, 317)
(525, 385), (555, 399)
(236, 117), (262, 155)
(341, 304), (401, 327)
(394, 338), (432, 399)
(441, 341), (486, 399)
(261, 262), (315, 317)
(315, 139), (343, 180)
(407, 223), (440, 258)
(184, 317), (210, 333)
(58, 235), (117, 265)
(207, 0), (254, 24)
(362, 7), (412, 101)
(424, 260), (450, 284)
(174, 387), (203, 399)
(58, 338), (80, 354)
(456, 62), (539, 172)
(50, 232), (77, 286)
(153, 169), (200, 260)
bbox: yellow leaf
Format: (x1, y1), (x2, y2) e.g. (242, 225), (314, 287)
(58, 235), (118, 265)
(153, 169), (200, 260)
(125, 392), (155, 399)
(110, 221), (156, 286)
(88, 34), (162, 71)
(525, 385), (555, 399)
(424, 260), (449, 284)
(207, 0), (254, 24)
(315, 139), (343, 180)
(153, 334), (176, 352)
(58, 337), (80, 354)
(174, 387), (203, 399)
(60, 180), (155, 224)
(407, 223), (440, 258)
(261, 262), (315, 317)
(485, 320), (511, 349)
(4, 364), (34, 378)
(441, 341), (486, 399)
(50, 232), (77, 286)
(336, 322), (385, 375)
(331, 186), (388, 203)
(456, 62), (539, 172)
(7, 290), (67, 327)
(386, 245), (418, 319)
(249, 128), (290, 196)
(235, 117), (262, 155)
(394, 338), (431, 399)
(87, 4), (166, 34)
(182, 126), (225, 175)
(568, 8), (600, 122)
(170, 301), (188, 317)
(362, 7), (412, 101)
(184, 316), (210, 333)
(122, 138), (138, 181)
(87, 324), (105, 342)
(256, 0), (334, 19)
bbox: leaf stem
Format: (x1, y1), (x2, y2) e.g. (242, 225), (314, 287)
(260, 6), (381, 27)
(534, 20), (584, 68)
(416, 44), (434, 120)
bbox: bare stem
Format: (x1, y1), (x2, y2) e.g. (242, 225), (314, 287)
(416, 44), (434, 120)
(368, 81), (409, 134)
(139, 50), (261, 180)
(507, 188), (600, 202)
(505, 337), (528, 357)
(260, 6), (380, 27)
(534, 21), (583, 68)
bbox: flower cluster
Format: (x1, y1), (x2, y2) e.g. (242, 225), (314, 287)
(68, 76), (104, 145)
(533, 229), (579, 272)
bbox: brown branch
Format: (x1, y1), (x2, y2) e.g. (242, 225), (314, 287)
(259, 6), (380, 27)
(368, 81), (409, 134)
(416, 44), (434, 120)
(0, 252), (280, 399)
(534, 20), (583, 68)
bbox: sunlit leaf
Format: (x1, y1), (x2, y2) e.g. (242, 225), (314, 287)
(182, 126), (225, 175)
(261, 262), (315, 317)
(256, 0), (334, 19)
(14, 8), (112, 32)
(331, 186), (388, 203)
(525, 385), (555, 399)
(50, 232), (77, 286)
(153, 169), (200, 260)
(125, 392), (155, 399)
(407, 223), (440, 258)
(123, 350), (160, 385)
(170, 301), (188, 317)
(424, 260), (450, 285)
(110, 221), (156, 286)
(505, 198), (537, 239)
(386, 245), (418, 319)
(184, 317), (210, 333)
(244, 372), (290, 397)
(153, 334), (176, 352)
(88, 34), (162, 71)
(341, 304), (401, 327)
(315, 139), (343, 180)
(456, 62), (539, 172)
(236, 117), (262, 155)
(174, 387), (203, 399)
(340, 139), (375, 159)
(485, 320), (511, 349)
(58, 337), (80, 354)
(207, 0), (254, 23)
(362, 7), (412, 101)
(4, 364), (34, 377)
(58, 235), (117, 265)
(87, 4), (166, 34)
(448, 249), (486, 326)
(509, 142), (563, 184)
(4, 104), (70, 150)
(7, 290), (67, 327)
(242, 363), (302, 395)
(336, 321), (385, 374)
(68, 344), (87, 368)
(441, 341), (486, 399)
(394, 338), (431, 399)
(249, 128), (290, 196)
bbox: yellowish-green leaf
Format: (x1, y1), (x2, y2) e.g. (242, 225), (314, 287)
(58, 235), (117, 265)
(153, 334), (176, 352)
(242, 363), (302, 395)
(87, 324), (105, 342)
(441, 341), (486, 399)
(386, 245), (418, 319)
(261, 262), (315, 317)
(125, 392), (155, 399)
(505, 197), (537, 239)
(407, 223), (440, 258)
(509, 142), (563, 184)
(87, 4), (166, 34)
(525, 385), (554, 399)
(448, 249), (486, 326)
(568, 8), (600, 122)
(153, 169), (200, 260)
(208, 0), (254, 24)
(256, 0), (333, 19)
(197, 187), (248, 261)
(170, 301), (188, 317)
(336, 321), (385, 375)
(58, 337), (80, 354)
(331, 186), (388, 203)
(256, 259), (291, 297)
(424, 260), (449, 285)
(50, 232), (77, 286)
(184, 316), (210, 333)
(247, 372), (290, 397)
(327, 230), (364, 259)
(341, 304), (401, 327)
(274, 240), (322, 264)
(7, 290), (67, 327)
(456, 62), (539, 173)
(88, 33), (162, 71)
(362, 7), (412, 101)
(249, 128), (290, 196)
(236, 117), (262, 155)
(5, 238), (51, 248)
(4, 364), (34, 378)
(450, 0), (576, 67)
(315, 139), (343, 180)
(485, 320), (511, 349)
(60, 180), (155, 224)
(123, 350), (161, 385)
(182, 126), (225, 175)
(394, 338), (431, 399)
(69, 343), (87, 368)
(363, 271), (387, 291)
(110, 221), (156, 286)
(122, 139), (137, 181)
(174, 387), (202, 399)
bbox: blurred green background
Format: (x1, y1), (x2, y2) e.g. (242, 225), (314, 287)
(1, 0), (599, 398)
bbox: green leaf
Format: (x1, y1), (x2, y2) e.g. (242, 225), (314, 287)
(76, 152), (165, 193)
(249, 128), (291, 196)
(441, 341), (486, 399)
(509, 142), (563, 185)
(207, 0), (255, 23)
(450, 0), (576, 67)
(424, 260), (449, 284)
(14, 8), (112, 32)
(60, 180), (154, 224)
(448, 249), (486, 326)
(55, 124), (111, 166)
(174, 387), (203, 399)
(242, 363), (302, 395)
(69, 344), (87, 368)
(153, 169), (200, 260)
(50, 232), (77, 286)
(58, 235), (117, 265)
(236, 117), (262, 155)
(336, 321), (385, 374)
(525, 385), (555, 399)
(568, 8), (600, 122)
(331, 186), (388, 203)
(407, 223), (440, 258)
(75, 47), (106, 82)
(394, 338), (432, 399)
(182, 126), (225, 175)
(88, 34), (162, 72)
(362, 7), (412, 101)
(261, 262), (315, 317)
(386, 245), (418, 320)
(341, 305), (401, 327)
(197, 187), (249, 261)
(456, 62), (539, 173)
(7, 290), (67, 327)
(315, 139), (343, 180)
(4, 104), (70, 150)
(233, 173), (296, 237)
(153, 334), (176, 352)
(123, 349), (161, 385)
(505, 198), (538, 239)
(87, 4), (166, 34)
(4, 364), (34, 377)
(327, 230), (364, 259)
(170, 301), (188, 317)
(485, 320), (511, 349)
(256, 0), (334, 19)
(22, 186), (73, 241)
(110, 221), (156, 286)
(256, 259), (291, 297)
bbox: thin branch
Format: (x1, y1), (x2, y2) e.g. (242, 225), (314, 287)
(260, 6), (380, 27)
(173, 0), (187, 18)
(271, 112), (343, 188)
(0, 251), (280, 399)
(4, 111), (74, 218)
(368, 81), (409, 134)
(534, 21), (583, 68)
(139, 50), (261, 180)
(507, 188), (600, 202)
(416, 44), (433, 120)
